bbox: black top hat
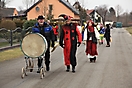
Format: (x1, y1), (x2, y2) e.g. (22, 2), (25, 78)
(37, 15), (45, 20)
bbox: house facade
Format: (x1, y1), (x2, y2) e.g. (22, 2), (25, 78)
(87, 9), (103, 24)
(24, 0), (79, 20)
(0, 8), (18, 19)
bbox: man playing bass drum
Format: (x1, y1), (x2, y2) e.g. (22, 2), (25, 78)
(32, 15), (55, 73)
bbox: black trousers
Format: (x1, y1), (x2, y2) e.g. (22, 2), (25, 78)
(38, 41), (50, 68)
(70, 44), (77, 67)
(51, 35), (57, 47)
(106, 37), (110, 45)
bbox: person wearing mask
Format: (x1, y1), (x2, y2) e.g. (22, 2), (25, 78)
(32, 15), (55, 73)
(59, 14), (82, 73)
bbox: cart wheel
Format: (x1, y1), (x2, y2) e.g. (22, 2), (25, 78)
(40, 68), (45, 79)
(21, 67), (26, 79)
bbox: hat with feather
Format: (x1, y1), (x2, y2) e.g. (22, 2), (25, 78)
(58, 14), (73, 21)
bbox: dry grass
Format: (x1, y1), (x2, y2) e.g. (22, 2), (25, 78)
(0, 47), (24, 62)
(126, 27), (132, 35)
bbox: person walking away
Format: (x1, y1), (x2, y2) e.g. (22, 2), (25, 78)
(84, 20), (100, 63)
(32, 15), (55, 72)
(104, 24), (111, 47)
(59, 14), (82, 73)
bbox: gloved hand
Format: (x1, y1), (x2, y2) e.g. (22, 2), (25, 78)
(77, 42), (81, 47)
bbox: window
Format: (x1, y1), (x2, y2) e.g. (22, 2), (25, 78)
(36, 6), (40, 12)
(49, 5), (53, 11)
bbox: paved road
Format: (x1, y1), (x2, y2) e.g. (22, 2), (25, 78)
(0, 28), (132, 88)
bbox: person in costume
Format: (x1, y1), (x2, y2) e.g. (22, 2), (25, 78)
(52, 22), (59, 45)
(59, 14), (82, 73)
(32, 15), (55, 72)
(84, 20), (100, 63)
(99, 24), (105, 44)
(52, 22), (59, 41)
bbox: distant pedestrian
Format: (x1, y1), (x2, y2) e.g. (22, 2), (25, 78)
(104, 24), (111, 47)
(99, 24), (105, 44)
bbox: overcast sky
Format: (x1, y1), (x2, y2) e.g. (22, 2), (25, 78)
(7, 0), (132, 13)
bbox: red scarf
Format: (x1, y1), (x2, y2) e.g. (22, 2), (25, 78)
(88, 26), (94, 32)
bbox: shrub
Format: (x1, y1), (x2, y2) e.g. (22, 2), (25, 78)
(0, 20), (16, 30)
(13, 19), (26, 28)
(23, 19), (37, 29)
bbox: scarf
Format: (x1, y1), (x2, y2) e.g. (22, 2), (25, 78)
(88, 26), (94, 32)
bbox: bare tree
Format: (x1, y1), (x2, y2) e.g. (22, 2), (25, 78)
(0, 0), (12, 8)
(119, 11), (132, 26)
(96, 4), (108, 25)
(122, 12), (129, 26)
(130, 11), (132, 20)
(109, 7), (116, 16)
(23, 0), (37, 9)
(115, 5), (123, 22)
(39, 0), (48, 16)
(105, 7), (116, 22)
(18, 6), (23, 11)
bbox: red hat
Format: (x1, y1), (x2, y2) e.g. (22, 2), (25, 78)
(58, 14), (73, 21)
(88, 19), (93, 23)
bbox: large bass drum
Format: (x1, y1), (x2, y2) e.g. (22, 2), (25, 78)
(20, 33), (47, 58)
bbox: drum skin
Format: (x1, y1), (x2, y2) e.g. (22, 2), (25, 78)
(21, 33), (47, 58)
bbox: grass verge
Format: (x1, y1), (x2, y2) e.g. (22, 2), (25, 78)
(126, 27), (132, 35)
(0, 47), (24, 62)
(0, 42), (10, 48)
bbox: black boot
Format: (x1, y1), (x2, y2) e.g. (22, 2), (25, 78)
(37, 67), (40, 73)
(72, 66), (75, 73)
(90, 58), (92, 63)
(46, 65), (50, 71)
(93, 57), (96, 63)
(66, 65), (70, 72)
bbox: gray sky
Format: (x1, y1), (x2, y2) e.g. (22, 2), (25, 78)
(7, 0), (132, 13)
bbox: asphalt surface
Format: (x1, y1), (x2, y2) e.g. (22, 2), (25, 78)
(0, 28), (132, 88)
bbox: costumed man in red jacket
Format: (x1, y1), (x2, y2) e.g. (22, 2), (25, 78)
(52, 22), (59, 47)
(59, 14), (82, 73)
(52, 22), (59, 41)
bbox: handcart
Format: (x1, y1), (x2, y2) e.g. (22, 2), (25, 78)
(20, 33), (47, 79)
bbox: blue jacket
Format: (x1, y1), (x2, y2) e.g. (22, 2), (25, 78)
(99, 27), (105, 34)
(32, 22), (55, 42)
